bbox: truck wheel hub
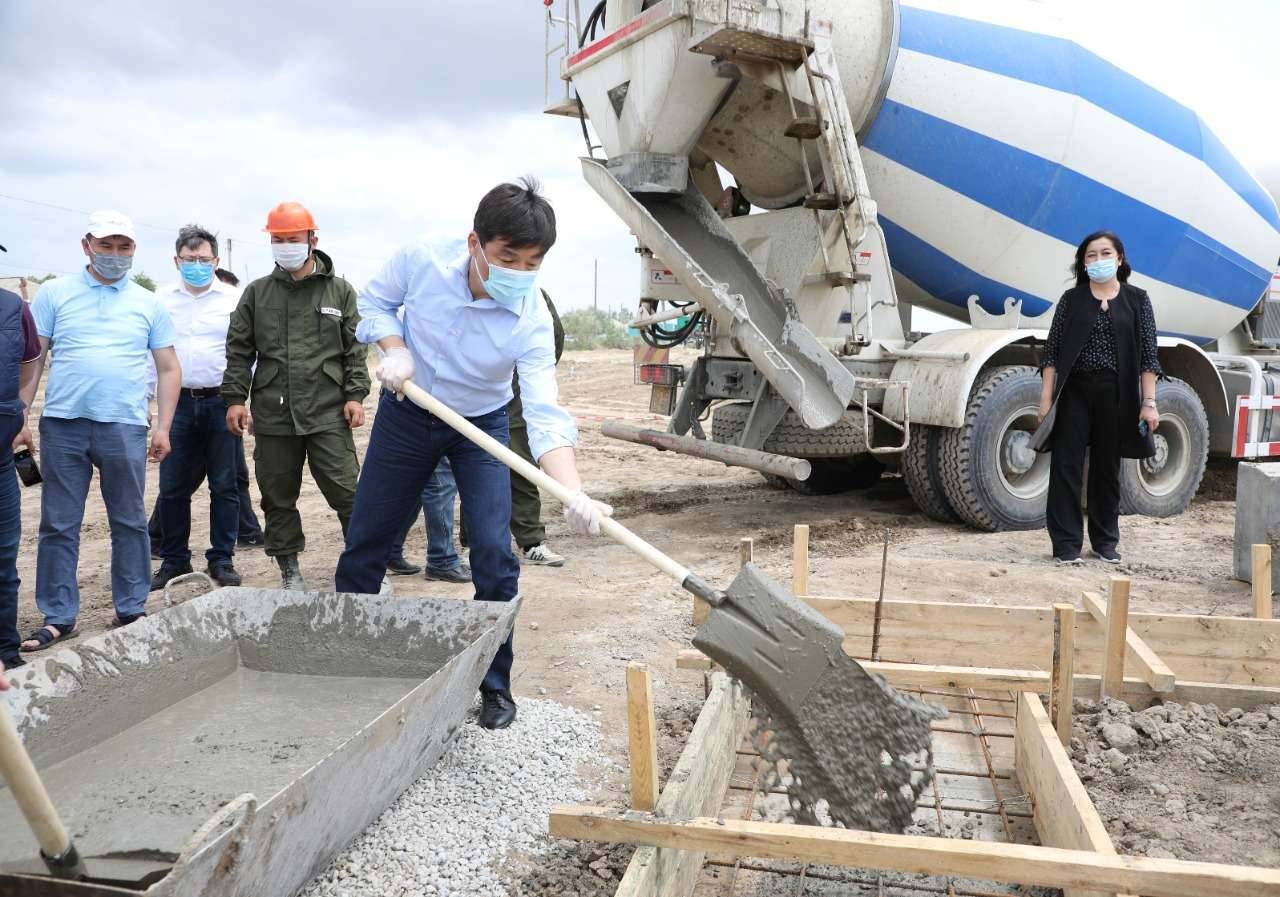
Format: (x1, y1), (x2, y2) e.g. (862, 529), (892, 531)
(1003, 430), (1036, 476)
(1143, 434), (1170, 475)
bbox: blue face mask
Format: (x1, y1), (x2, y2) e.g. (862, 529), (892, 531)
(1086, 258), (1118, 283)
(474, 245), (537, 310)
(180, 260), (215, 288)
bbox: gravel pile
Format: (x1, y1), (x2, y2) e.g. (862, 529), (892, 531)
(1071, 696), (1280, 865)
(302, 698), (610, 897)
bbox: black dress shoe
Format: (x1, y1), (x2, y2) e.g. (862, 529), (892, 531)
(208, 562), (243, 587)
(478, 689), (517, 729)
(150, 562), (194, 591)
(386, 554), (423, 576)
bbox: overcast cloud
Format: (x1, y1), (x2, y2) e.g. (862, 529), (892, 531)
(1, 0), (1277, 313)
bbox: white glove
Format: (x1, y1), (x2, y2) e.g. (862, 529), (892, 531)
(564, 492), (613, 536)
(376, 346), (415, 396)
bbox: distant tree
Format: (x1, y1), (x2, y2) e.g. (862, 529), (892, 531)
(561, 308), (632, 350)
(28, 273), (58, 284)
(131, 272), (156, 291)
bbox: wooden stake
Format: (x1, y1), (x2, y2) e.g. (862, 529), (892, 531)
(793, 524), (810, 595)
(1081, 591), (1175, 693)
(625, 663), (659, 812)
(1099, 577), (1130, 700)
(1253, 544), (1273, 619)
(1051, 603), (1076, 747)
(739, 537), (754, 568)
(871, 530), (890, 661)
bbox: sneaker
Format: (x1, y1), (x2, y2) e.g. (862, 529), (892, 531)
(386, 554), (423, 576)
(1092, 547), (1122, 565)
(150, 562), (194, 591)
(237, 532), (266, 548)
(207, 562), (243, 587)
(1054, 555), (1084, 567)
(521, 543), (565, 567)
(425, 562), (472, 584)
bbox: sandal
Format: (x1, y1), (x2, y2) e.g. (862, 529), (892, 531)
(109, 613), (147, 629)
(20, 624), (78, 653)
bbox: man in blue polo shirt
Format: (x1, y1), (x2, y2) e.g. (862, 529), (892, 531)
(20, 211), (181, 652)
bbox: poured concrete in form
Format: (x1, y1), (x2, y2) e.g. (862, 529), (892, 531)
(0, 587), (518, 897)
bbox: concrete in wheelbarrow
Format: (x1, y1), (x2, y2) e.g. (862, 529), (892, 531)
(0, 587), (519, 897)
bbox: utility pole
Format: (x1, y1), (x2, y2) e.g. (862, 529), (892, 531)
(593, 257), (598, 312)
(226, 238), (234, 272)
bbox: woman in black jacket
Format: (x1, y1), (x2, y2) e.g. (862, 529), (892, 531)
(1037, 230), (1161, 565)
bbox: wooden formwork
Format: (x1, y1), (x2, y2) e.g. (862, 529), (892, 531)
(551, 529), (1280, 897)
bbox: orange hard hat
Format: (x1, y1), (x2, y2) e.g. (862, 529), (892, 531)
(263, 201), (317, 234)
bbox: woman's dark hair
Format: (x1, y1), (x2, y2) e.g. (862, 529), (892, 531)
(1072, 230), (1131, 286)
(474, 176), (557, 252)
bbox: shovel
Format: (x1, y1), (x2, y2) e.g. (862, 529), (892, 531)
(400, 381), (943, 832)
(0, 694), (172, 890)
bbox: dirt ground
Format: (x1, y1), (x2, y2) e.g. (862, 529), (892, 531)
(9, 347), (1267, 888)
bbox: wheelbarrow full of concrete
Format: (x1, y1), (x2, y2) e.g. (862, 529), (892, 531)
(0, 587), (518, 897)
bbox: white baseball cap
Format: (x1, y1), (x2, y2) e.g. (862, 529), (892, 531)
(86, 210), (137, 241)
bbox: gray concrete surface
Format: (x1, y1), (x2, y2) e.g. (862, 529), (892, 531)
(1233, 462), (1280, 591)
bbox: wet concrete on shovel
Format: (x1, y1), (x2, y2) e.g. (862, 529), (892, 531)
(0, 668), (421, 863)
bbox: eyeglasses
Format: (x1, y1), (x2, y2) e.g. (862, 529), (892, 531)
(178, 256), (216, 264)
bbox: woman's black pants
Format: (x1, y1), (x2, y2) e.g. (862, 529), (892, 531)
(1047, 369), (1122, 559)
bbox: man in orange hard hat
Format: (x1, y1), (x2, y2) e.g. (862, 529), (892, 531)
(222, 202), (370, 590)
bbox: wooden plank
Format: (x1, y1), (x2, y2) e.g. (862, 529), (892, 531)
(625, 663), (659, 812)
(1097, 579), (1131, 699)
(739, 537), (753, 567)
(613, 673), (749, 897)
(1254, 544), (1273, 619)
(675, 648), (1051, 691)
(1081, 591), (1176, 694)
(1016, 692), (1126, 897)
(1052, 603), (1076, 747)
(550, 806), (1280, 897)
(793, 524), (809, 596)
(698, 593), (1280, 685)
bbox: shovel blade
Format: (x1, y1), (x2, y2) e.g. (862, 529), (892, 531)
(692, 563), (944, 833)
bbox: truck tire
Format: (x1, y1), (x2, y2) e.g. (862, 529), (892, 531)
(939, 366), (1051, 532)
(901, 425), (960, 523)
(1118, 377), (1208, 517)
(711, 403), (865, 458)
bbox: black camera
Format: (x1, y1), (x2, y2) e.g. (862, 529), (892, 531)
(14, 449), (41, 487)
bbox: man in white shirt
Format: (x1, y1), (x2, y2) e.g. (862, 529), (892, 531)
(152, 225), (243, 589)
(334, 179), (611, 729)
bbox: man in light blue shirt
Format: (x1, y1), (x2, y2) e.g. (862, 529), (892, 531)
(19, 211), (181, 653)
(335, 179), (611, 729)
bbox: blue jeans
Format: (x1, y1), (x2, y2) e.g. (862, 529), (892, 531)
(36, 417), (150, 628)
(158, 394), (240, 566)
(336, 392), (518, 692)
(390, 458), (462, 571)
(0, 457), (19, 666)
(149, 439), (261, 544)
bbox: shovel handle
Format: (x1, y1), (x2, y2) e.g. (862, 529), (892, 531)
(399, 381), (712, 597)
(0, 697), (73, 859)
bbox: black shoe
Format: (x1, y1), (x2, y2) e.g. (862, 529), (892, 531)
(1092, 547), (1122, 564)
(386, 554), (423, 576)
(478, 689), (517, 729)
(425, 562), (472, 584)
(207, 562), (243, 587)
(1053, 555), (1084, 567)
(150, 562), (194, 591)
(237, 532), (265, 548)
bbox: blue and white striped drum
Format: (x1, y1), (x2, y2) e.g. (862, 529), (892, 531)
(859, 2), (1280, 343)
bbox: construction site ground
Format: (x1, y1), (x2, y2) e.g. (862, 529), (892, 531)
(10, 347), (1268, 894)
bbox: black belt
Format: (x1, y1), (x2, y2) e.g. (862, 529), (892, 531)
(181, 387), (223, 399)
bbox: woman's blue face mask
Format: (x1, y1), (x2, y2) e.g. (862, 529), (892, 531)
(1086, 258), (1118, 283)
(474, 244), (538, 310)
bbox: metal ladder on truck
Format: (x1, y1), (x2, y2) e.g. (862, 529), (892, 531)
(689, 10), (911, 455)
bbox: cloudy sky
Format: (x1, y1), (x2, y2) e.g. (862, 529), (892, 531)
(0, 0), (1276, 313)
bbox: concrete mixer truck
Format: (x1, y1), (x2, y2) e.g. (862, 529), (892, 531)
(541, 0), (1280, 531)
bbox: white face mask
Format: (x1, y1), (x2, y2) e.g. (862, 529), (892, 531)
(272, 242), (310, 271)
